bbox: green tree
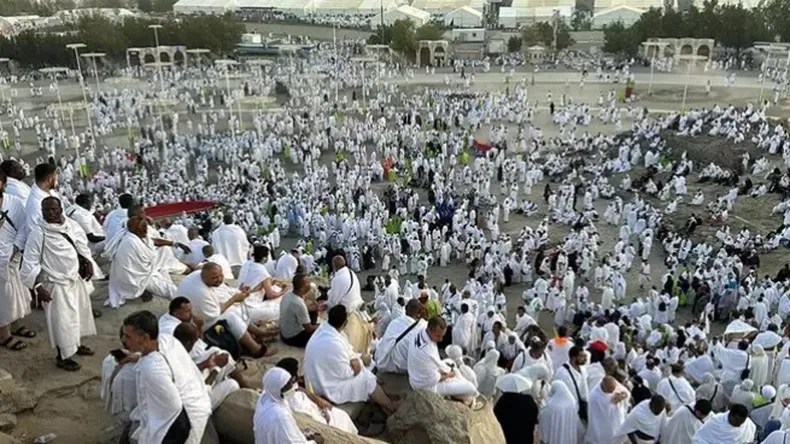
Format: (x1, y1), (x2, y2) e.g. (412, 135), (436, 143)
(507, 35), (522, 53)
(762, 0), (790, 41)
(389, 19), (417, 59)
(603, 21), (638, 56)
(522, 21), (574, 51)
(153, 0), (178, 12)
(137, 0), (153, 12)
(414, 23), (443, 41)
(571, 10), (592, 31)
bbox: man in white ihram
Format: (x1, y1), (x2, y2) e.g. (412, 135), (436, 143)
(408, 316), (478, 405)
(375, 299), (426, 374)
(0, 169), (31, 353)
(122, 310), (211, 444)
(21, 196), (96, 372)
(107, 216), (178, 308)
(210, 214), (250, 277)
(327, 255), (371, 354)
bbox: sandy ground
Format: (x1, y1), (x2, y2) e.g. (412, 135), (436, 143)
(1, 55), (789, 443)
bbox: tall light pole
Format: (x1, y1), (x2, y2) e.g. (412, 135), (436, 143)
(149, 24), (165, 94)
(215, 59), (240, 137)
(81, 52), (106, 93)
(66, 42), (95, 170)
(641, 41), (668, 96)
(677, 54), (707, 111)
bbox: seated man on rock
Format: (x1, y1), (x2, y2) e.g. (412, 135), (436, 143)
(304, 305), (398, 414)
(173, 322), (243, 410)
(276, 357), (358, 435)
(375, 299), (426, 374)
(408, 316), (479, 405)
(177, 263), (276, 358)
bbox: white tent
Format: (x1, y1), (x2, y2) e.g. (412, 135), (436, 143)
(173, 0), (237, 14)
(370, 4), (430, 28)
(592, 5), (645, 28)
(358, 0), (398, 14)
(593, 0), (661, 10)
(411, 0), (484, 14)
(444, 6), (483, 27)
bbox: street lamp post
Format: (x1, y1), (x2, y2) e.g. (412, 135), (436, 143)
(641, 41), (669, 96)
(66, 43), (96, 167)
(149, 24), (165, 94)
(81, 52), (106, 93)
(215, 59), (240, 137)
(677, 54), (707, 111)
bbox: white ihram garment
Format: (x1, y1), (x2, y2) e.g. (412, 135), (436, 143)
(107, 232), (177, 308)
(237, 260), (282, 324)
(131, 335), (211, 444)
(254, 368), (316, 444)
(0, 193), (30, 327)
(408, 329), (478, 398)
(303, 322), (377, 404)
(21, 219), (96, 360)
(177, 271), (249, 339)
(210, 224), (250, 267)
(615, 398), (666, 443)
(661, 404), (706, 444)
(375, 315), (426, 374)
(540, 381), (581, 444)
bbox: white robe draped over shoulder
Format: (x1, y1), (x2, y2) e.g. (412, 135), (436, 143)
(0, 193), (30, 327)
(21, 218), (96, 359)
(132, 335), (211, 444)
(304, 323), (376, 404)
(210, 224), (250, 267)
(108, 232), (177, 308)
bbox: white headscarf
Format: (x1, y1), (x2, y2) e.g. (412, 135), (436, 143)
(771, 384), (790, 419)
(253, 367), (309, 444)
(539, 381), (578, 444)
(474, 349), (504, 399)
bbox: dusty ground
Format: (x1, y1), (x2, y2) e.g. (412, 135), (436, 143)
(1, 55), (790, 443)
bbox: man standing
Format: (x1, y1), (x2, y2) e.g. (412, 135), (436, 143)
(661, 400), (711, 443)
(693, 404), (754, 443)
(0, 159), (30, 202)
(656, 363), (696, 413)
(328, 255), (370, 354)
(585, 376), (629, 444)
(21, 197), (96, 371)
(376, 299), (426, 374)
(0, 169), (32, 351)
(22, 162), (59, 246)
(122, 310), (211, 444)
(210, 214), (250, 277)
(279, 273), (319, 348)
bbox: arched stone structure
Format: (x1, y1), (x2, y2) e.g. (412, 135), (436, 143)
(644, 38), (715, 62)
(126, 45), (189, 68)
(416, 40), (450, 67)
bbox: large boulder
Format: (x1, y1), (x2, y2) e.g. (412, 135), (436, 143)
(0, 432), (20, 444)
(214, 389), (386, 444)
(385, 391), (505, 444)
(0, 380), (36, 415)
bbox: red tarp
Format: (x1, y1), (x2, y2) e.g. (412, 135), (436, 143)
(145, 201), (218, 220)
(473, 140), (493, 152)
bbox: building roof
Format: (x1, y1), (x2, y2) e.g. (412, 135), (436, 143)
(510, 0), (575, 8)
(593, 0), (660, 10)
(593, 4), (646, 16)
(173, 0), (236, 8)
(411, 0), (484, 13)
(388, 4), (432, 18)
(447, 5), (483, 17)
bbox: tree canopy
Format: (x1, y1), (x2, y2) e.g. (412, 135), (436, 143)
(603, 1), (774, 56)
(368, 20), (445, 61)
(0, 14), (244, 68)
(522, 21), (574, 51)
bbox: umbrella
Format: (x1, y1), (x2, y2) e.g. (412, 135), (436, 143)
(495, 373), (533, 394)
(145, 201), (219, 220)
(723, 319), (757, 337)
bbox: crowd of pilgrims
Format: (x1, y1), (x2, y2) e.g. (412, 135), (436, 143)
(4, 44), (790, 444)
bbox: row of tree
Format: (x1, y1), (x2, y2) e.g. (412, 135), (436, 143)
(0, 15), (244, 68)
(367, 19), (444, 60)
(0, 0), (133, 16)
(604, 0), (788, 56)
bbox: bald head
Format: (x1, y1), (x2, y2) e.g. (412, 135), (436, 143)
(601, 376), (617, 393)
(173, 322), (200, 352)
(332, 255), (346, 271)
(200, 262), (224, 287)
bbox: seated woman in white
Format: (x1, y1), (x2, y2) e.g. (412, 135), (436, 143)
(254, 367), (316, 444)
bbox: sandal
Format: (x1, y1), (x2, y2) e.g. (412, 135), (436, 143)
(56, 358), (81, 372)
(76, 345), (95, 356)
(1, 336), (27, 351)
(12, 326), (36, 338)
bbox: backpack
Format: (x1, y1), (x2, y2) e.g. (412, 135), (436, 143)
(203, 320), (241, 360)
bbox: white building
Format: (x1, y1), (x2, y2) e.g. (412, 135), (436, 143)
(370, 5), (431, 28)
(172, 0), (237, 14)
(444, 6), (483, 27)
(451, 27), (485, 42)
(411, 0), (484, 15)
(592, 5), (645, 28)
(497, 4), (572, 28)
(593, 0), (660, 11)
